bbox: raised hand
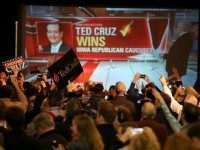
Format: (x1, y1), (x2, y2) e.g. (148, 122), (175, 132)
(152, 88), (163, 101)
(144, 75), (151, 83)
(159, 74), (167, 86)
(132, 72), (141, 83)
(12, 67), (18, 77)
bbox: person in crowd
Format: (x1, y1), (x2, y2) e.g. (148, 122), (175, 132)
(96, 101), (123, 150)
(164, 133), (194, 150)
(42, 22), (71, 53)
(119, 127), (160, 150)
(187, 121), (200, 150)
(0, 72), (7, 86)
(111, 81), (135, 118)
(159, 74), (199, 122)
(25, 78), (50, 125)
(152, 87), (183, 133)
(40, 89), (65, 119)
(24, 84), (39, 113)
(113, 105), (135, 137)
(166, 66), (181, 86)
(89, 83), (104, 110)
(138, 102), (167, 147)
(127, 73), (156, 120)
(55, 98), (82, 141)
(0, 101), (8, 135)
(32, 112), (68, 150)
(154, 92), (177, 135)
(0, 70), (28, 112)
(0, 132), (3, 150)
(4, 106), (39, 150)
(185, 85), (200, 107)
(180, 103), (200, 133)
(82, 80), (95, 97)
(163, 21), (193, 78)
(68, 114), (104, 150)
(107, 85), (117, 100)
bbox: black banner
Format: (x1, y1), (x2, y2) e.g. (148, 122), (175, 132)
(47, 49), (83, 89)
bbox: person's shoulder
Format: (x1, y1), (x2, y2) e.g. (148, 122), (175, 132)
(180, 32), (192, 38)
(59, 42), (71, 52)
(42, 44), (51, 52)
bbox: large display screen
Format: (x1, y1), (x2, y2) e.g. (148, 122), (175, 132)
(22, 6), (199, 89)
(24, 6), (198, 60)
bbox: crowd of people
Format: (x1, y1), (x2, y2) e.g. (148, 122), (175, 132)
(0, 66), (199, 150)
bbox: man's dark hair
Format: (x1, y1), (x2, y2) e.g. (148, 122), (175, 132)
(98, 101), (117, 124)
(92, 83), (104, 94)
(117, 106), (132, 123)
(187, 122), (200, 138)
(0, 101), (6, 120)
(183, 103), (200, 124)
(174, 81), (183, 87)
(5, 106), (25, 129)
(109, 85), (116, 91)
(65, 98), (82, 119)
(0, 85), (15, 99)
(47, 89), (62, 107)
(47, 22), (63, 32)
(145, 88), (156, 104)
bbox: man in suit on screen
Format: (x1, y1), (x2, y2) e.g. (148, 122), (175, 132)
(42, 22), (71, 53)
(164, 21), (193, 78)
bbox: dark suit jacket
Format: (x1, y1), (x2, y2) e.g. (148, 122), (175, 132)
(165, 32), (193, 76)
(4, 129), (39, 150)
(138, 118), (167, 147)
(97, 124), (123, 150)
(42, 42), (71, 53)
(38, 130), (68, 150)
(111, 95), (135, 117)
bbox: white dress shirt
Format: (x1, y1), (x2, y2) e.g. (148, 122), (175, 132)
(51, 41), (62, 53)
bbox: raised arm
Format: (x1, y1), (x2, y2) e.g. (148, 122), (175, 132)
(127, 73), (141, 96)
(10, 74), (28, 112)
(152, 88), (182, 132)
(159, 75), (183, 121)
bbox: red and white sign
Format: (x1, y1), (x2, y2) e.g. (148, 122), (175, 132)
(2, 56), (27, 73)
(25, 17), (156, 60)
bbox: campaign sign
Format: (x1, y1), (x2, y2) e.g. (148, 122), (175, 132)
(2, 56), (27, 74)
(47, 49), (83, 89)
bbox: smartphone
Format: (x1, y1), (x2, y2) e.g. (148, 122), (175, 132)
(104, 95), (109, 100)
(140, 74), (146, 78)
(137, 99), (142, 104)
(168, 85), (172, 89)
(130, 128), (144, 135)
(52, 140), (59, 148)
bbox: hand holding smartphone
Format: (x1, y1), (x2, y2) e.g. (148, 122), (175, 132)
(130, 128), (144, 136)
(140, 74), (146, 79)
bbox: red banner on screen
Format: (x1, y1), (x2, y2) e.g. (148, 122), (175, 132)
(25, 18), (154, 60)
(74, 18), (153, 60)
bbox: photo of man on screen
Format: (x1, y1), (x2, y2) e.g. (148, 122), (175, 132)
(42, 22), (71, 53)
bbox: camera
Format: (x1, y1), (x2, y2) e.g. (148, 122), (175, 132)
(140, 74), (146, 78)
(130, 128), (144, 136)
